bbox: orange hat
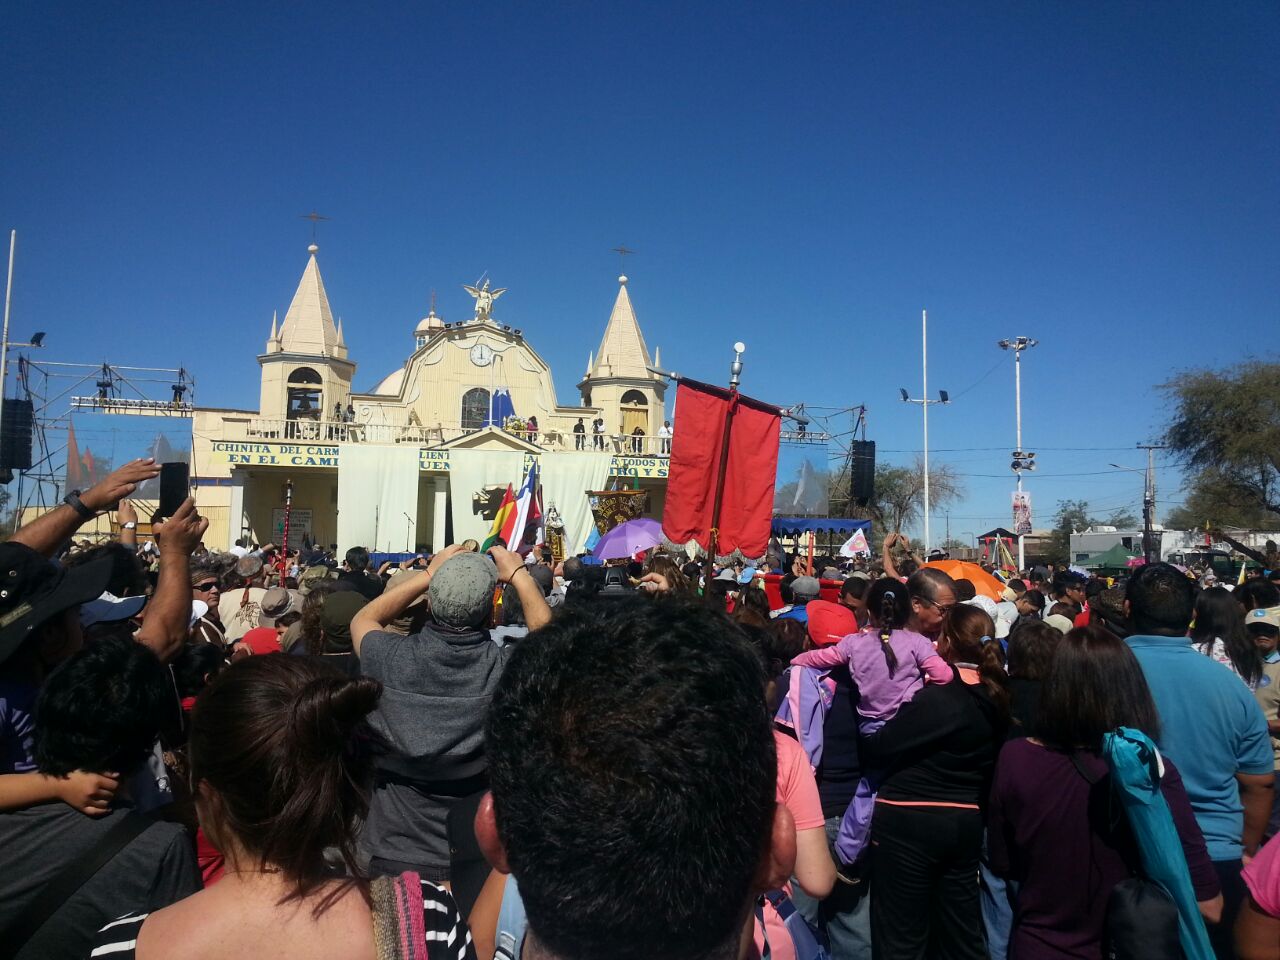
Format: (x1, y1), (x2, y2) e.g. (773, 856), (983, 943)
(805, 599), (858, 648)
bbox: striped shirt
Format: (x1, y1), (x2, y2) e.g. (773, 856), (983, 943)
(90, 878), (474, 960)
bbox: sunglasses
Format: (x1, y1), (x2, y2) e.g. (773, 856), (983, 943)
(194, 581), (220, 592)
(918, 597), (956, 615)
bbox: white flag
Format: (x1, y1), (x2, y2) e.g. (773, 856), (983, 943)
(840, 528), (870, 558)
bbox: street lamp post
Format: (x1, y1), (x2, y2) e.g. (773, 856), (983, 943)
(900, 310), (950, 552)
(999, 337), (1038, 573)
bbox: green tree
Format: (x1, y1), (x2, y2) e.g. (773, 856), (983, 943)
(1161, 362), (1280, 529)
(1103, 507), (1139, 529)
(867, 457), (964, 537)
(1164, 470), (1280, 533)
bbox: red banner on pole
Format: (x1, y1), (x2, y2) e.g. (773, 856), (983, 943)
(661, 379), (781, 560)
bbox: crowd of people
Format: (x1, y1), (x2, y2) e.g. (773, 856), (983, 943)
(3, 456), (1280, 959)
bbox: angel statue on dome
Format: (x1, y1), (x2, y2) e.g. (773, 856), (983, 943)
(463, 278), (506, 321)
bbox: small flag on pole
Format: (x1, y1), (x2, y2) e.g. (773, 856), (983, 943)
(839, 528), (871, 558)
(481, 484), (517, 552)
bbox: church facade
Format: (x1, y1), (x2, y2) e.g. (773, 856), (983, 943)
(190, 244), (671, 554)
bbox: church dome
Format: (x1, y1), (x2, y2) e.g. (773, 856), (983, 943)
(371, 367), (406, 396)
(415, 310), (443, 335)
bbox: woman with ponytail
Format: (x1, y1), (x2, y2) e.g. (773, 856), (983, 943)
(90, 656), (475, 960)
(860, 600), (1010, 959)
(791, 578), (954, 731)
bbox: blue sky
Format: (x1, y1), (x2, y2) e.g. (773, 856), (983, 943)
(2, 2), (1276, 537)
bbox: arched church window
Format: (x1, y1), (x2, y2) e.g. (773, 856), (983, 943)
(620, 390), (648, 406)
(461, 387), (491, 431)
(289, 367), (323, 385)
(287, 367), (323, 425)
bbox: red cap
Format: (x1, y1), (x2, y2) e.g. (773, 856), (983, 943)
(240, 626), (281, 656)
(805, 600), (858, 648)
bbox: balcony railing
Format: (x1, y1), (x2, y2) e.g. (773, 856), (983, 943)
(223, 417), (672, 456)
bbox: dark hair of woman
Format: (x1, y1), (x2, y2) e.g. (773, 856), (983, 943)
(645, 554), (691, 594)
(840, 577), (869, 602)
(865, 578), (909, 674)
(737, 584), (771, 619)
(771, 617), (808, 656)
(1192, 585), (1263, 686)
(740, 622), (793, 683)
(189, 656), (382, 912)
(937, 604), (1010, 718)
(1005, 620), (1061, 681)
(731, 607), (770, 630)
(300, 580), (339, 656)
(172, 642), (227, 699)
(1235, 579), (1280, 614)
(1022, 589), (1046, 612)
(1037, 623), (1160, 750)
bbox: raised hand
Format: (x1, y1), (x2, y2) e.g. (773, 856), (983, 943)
(487, 545), (526, 585)
(153, 498), (208, 556)
(81, 458), (161, 513)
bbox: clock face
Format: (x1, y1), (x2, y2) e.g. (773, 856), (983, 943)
(470, 343), (494, 367)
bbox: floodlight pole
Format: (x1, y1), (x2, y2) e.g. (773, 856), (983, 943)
(900, 311), (949, 553)
(999, 336), (1038, 573)
(922, 310), (930, 552)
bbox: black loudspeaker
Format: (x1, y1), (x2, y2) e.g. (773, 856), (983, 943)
(0, 399), (34, 472)
(157, 462), (190, 519)
(850, 440), (876, 506)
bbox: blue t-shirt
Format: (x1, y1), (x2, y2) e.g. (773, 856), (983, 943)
(1127, 634), (1273, 861)
(776, 605), (809, 626)
(0, 677), (38, 774)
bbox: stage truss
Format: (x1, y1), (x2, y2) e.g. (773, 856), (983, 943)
(8, 356), (194, 526)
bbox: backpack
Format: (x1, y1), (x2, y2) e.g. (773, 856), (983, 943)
(493, 874), (527, 960)
(755, 890), (831, 960)
(775, 666), (874, 865)
(1069, 730), (1213, 960)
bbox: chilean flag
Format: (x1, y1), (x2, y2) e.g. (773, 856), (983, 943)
(510, 461), (541, 556)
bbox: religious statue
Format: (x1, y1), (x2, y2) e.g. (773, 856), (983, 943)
(545, 504), (566, 563)
(463, 278), (507, 322)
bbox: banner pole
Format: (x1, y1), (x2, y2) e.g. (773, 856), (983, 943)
(704, 343), (746, 601)
(281, 477), (293, 568)
(704, 387), (738, 601)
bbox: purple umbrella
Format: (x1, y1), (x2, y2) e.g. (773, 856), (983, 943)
(592, 517), (664, 561)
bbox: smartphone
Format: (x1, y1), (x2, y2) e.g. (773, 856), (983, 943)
(157, 462), (190, 519)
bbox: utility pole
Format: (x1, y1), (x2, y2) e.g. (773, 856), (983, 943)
(999, 337), (1038, 573)
(1136, 443), (1167, 563)
(1, 231), (15, 452)
(900, 311), (950, 552)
